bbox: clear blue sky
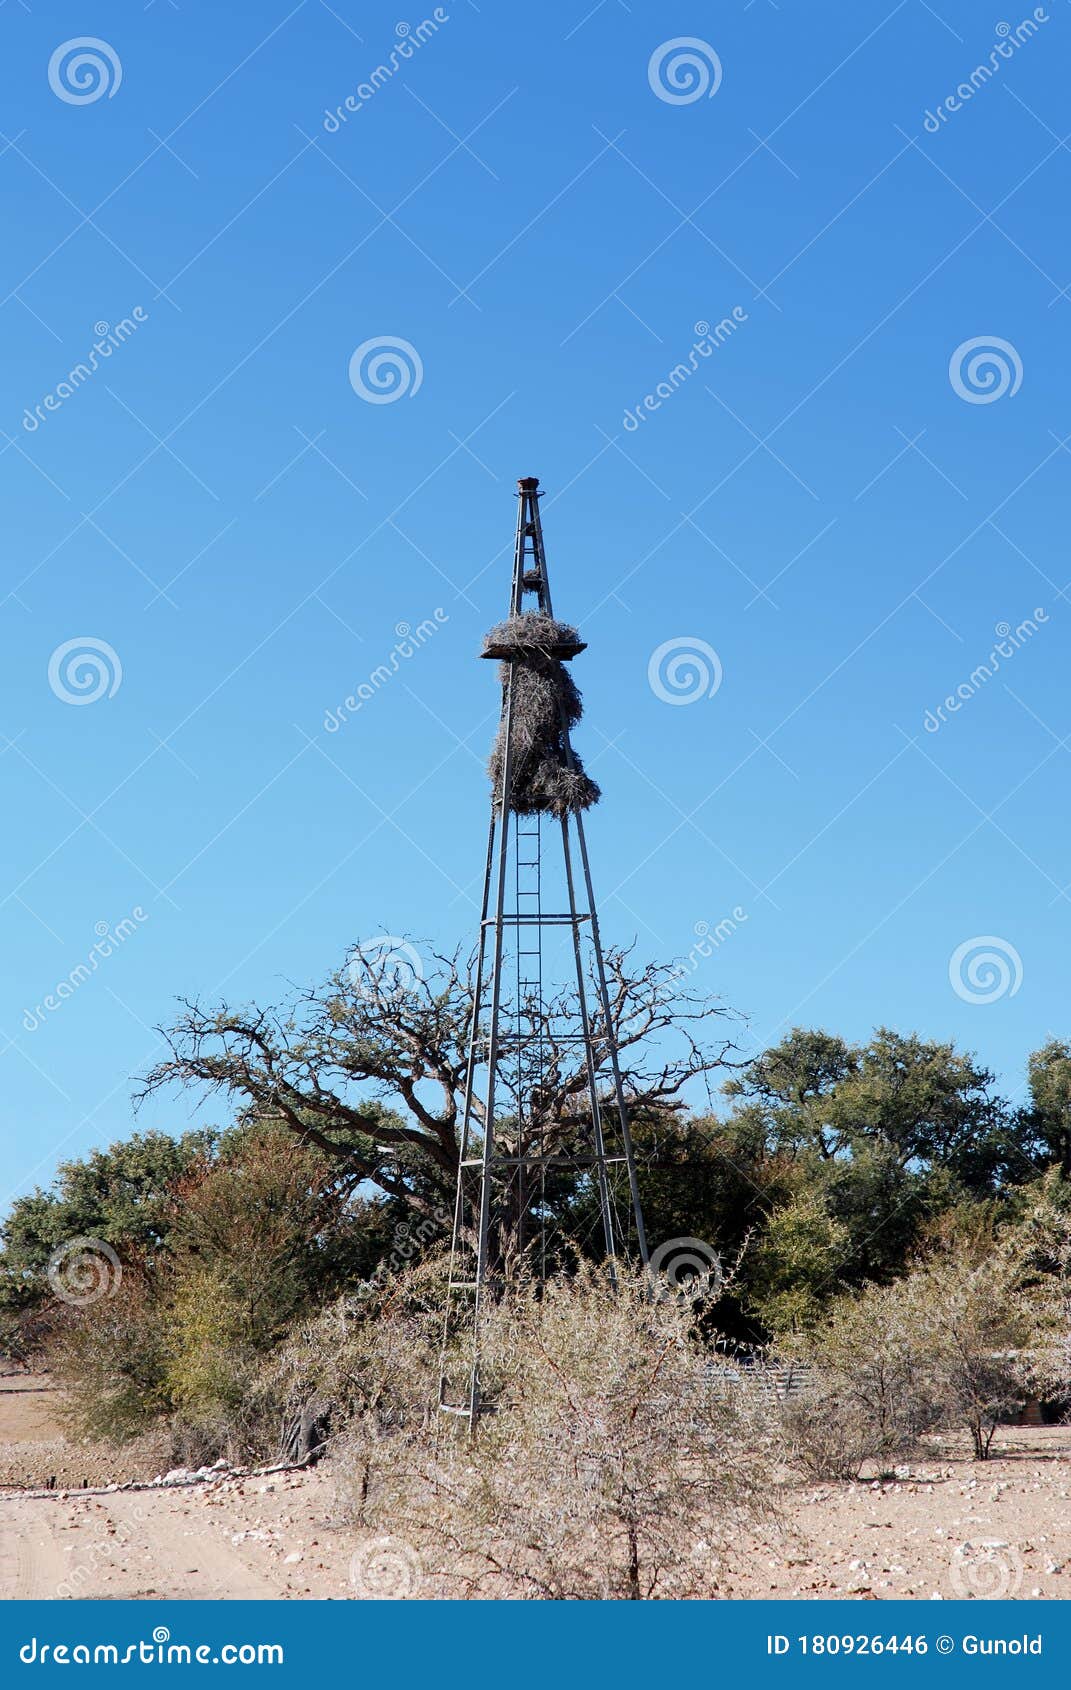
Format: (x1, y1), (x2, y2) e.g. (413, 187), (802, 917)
(2, 0), (1069, 1203)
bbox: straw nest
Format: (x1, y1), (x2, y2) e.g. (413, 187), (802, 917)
(484, 614), (601, 817)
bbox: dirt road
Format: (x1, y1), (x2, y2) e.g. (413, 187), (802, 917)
(1, 1375), (1069, 1600)
(0, 1471), (351, 1600)
(0, 1376), (352, 1600)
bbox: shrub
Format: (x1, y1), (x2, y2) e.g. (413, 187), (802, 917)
(332, 1266), (779, 1599)
(902, 1221), (1068, 1459)
(778, 1279), (943, 1478)
(50, 1125), (371, 1462)
(746, 1194), (850, 1335)
(781, 1202), (1071, 1474)
(253, 1270), (444, 1467)
(50, 1268), (171, 1445)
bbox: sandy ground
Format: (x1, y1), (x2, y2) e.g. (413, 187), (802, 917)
(1, 1374), (1068, 1600)
(730, 1431), (1071, 1600)
(0, 1374), (171, 1491)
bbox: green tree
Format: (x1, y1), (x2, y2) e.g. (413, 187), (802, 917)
(50, 1123), (408, 1455)
(0, 1129), (216, 1317)
(1024, 1039), (1071, 1179)
(747, 1192), (850, 1334)
(719, 1028), (1024, 1331)
(827, 1029), (1018, 1190)
(723, 1029), (856, 1159)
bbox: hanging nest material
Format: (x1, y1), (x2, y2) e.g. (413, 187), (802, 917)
(484, 613), (601, 817)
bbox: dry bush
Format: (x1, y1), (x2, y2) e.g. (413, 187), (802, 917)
(254, 1266), (444, 1467)
(332, 1265), (779, 1599)
(780, 1202), (1071, 1474)
(777, 1279), (943, 1479)
(904, 1217), (1070, 1459)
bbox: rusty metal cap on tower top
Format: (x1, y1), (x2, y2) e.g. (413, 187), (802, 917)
(517, 476), (539, 491)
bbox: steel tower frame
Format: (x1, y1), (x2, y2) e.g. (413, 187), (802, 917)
(439, 476), (649, 1432)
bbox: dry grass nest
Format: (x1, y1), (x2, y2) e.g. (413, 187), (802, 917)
(485, 614), (600, 817)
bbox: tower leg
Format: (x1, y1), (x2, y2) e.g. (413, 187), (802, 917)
(439, 807), (495, 1409)
(572, 808), (650, 1268)
(560, 815), (616, 1267)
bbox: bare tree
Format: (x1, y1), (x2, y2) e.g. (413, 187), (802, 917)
(136, 941), (737, 1221)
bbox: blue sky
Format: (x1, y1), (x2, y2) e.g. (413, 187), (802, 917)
(2, 0), (1070, 1203)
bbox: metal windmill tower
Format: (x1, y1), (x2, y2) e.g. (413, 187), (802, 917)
(439, 476), (649, 1431)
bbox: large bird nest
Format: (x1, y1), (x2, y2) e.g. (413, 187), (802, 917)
(484, 614), (601, 817)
